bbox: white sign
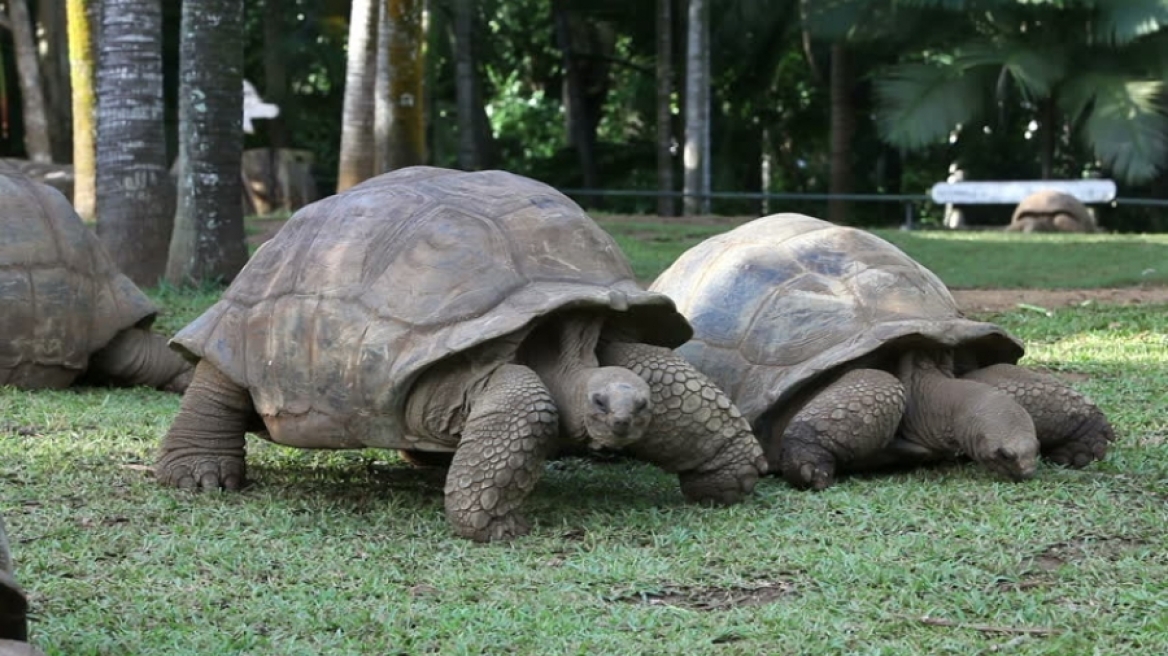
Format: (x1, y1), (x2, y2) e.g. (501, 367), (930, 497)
(929, 179), (1116, 204)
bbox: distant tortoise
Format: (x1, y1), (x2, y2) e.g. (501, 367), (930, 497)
(652, 214), (1114, 490)
(157, 167), (766, 542)
(0, 172), (191, 392)
(1008, 190), (1098, 233)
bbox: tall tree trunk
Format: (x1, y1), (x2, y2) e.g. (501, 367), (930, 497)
(165, 0), (248, 285)
(66, 0), (97, 218)
(384, 0), (427, 170)
(655, 0), (675, 216)
(9, 0), (51, 162)
(827, 43), (855, 224)
(337, 0), (378, 190)
(452, 0), (477, 169)
(374, 0), (392, 173)
(553, 0), (596, 189)
(39, 0), (73, 162)
(682, 0), (708, 216)
(95, 0), (171, 287)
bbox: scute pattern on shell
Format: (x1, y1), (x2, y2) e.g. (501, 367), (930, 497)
(171, 167), (692, 451)
(0, 173), (158, 387)
(651, 214), (1024, 425)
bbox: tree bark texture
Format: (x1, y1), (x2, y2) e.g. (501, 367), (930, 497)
(9, 0), (52, 162)
(828, 43), (855, 224)
(165, 0), (248, 286)
(374, 0), (392, 173)
(66, 0), (97, 219)
(95, 0), (172, 288)
(655, 0), (675, 216)
(384, 0), (427, 170)
(452, 0), (489, 170)
(39, 0), (74, 162)
(553, 0), (596, 189)
(682, 0), (708, 216)
(337, 0), (378, 190)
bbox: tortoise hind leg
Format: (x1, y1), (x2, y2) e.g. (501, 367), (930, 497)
(156, 360), (252, 490)
(964, 364), (1115, 468)
(442, 364), (558, 542)
(774, 368), (906, 490)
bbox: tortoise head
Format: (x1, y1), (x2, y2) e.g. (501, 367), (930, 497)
(582, 367), (653, 450)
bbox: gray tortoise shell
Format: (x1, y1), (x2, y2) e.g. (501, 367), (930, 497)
(0, 172), (157, 388)
(173, 167), (692, 450)
(1011, 190), (1094, 227)
(651, 214), (1024, 425)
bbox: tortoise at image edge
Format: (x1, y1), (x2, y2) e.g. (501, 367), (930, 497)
(1, 516), (43, 656)
(651, 214), (1115, 490)
(157, 166), (767, 542)
(0, 172), (191, 392)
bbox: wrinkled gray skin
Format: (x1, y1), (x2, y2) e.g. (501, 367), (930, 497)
(653, 214), (1115, 491)
(157, 167), (766, 543)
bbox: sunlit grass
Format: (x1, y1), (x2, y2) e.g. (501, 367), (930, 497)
(3, 223), (1167, 654)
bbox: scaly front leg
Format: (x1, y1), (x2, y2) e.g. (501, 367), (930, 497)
(598, 342), (767, 505)
(444, 364), (559, 542)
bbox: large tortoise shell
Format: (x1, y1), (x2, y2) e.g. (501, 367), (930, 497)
(172, 167), (691, 449)
(651, 214), (1023, 425)
(1011, 189), (1095, 229)
(0, 173), (157, 388)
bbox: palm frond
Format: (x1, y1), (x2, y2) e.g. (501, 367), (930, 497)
(873, 62), (992, 149)
(1062, 76), (1168, 183)
(954, 39), (1067, 100)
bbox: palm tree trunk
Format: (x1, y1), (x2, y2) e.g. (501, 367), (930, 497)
(95, 0), (171, 287)
(66, 0), (97, 219)
(655, 0), (675, 217)
(828, 43), (855, 224)
(453, 0), (486, 170)
(374, 1), (392, 173)
(553, 0), (596, 189)
(383, 0), (427, 170)
(337, 0), (378, 190)
(682, 0), (708, 216)
(262, 0), (290, 150)
(8, 0), (51, 162)
(39, 0), (73, 162)
(165, 0), (248, 285)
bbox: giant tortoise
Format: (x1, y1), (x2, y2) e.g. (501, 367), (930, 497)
(0, 172), (191, 392)
(652, 214), (1114, 490)
(1, 515), (34, 653)
(1008, 189), (1098, 233)
(157, 167), (766, 542)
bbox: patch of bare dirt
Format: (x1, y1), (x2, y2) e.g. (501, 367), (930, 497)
(616, 578), (795, 611)
(952, 287), (1168, 313)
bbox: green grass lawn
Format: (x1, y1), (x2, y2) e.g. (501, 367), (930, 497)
(602, 220), (1168, 288)
(3, 225), (1168, 655)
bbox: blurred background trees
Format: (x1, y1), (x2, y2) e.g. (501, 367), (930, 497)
(1, 0), (1167, 246)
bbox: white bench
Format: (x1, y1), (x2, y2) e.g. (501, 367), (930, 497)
(929, 179), (1116, 228)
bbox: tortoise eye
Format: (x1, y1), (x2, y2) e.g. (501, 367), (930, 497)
(634, 398), (648, 413)
(591, 393), (608, 412)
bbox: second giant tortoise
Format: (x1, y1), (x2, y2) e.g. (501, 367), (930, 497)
(1, 516), (35, 654)
(0, 172), (191, 392)
(652, 214), (1114, 490)
(1008, 189), (1098, 233)
(157, 167), (766, 542)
